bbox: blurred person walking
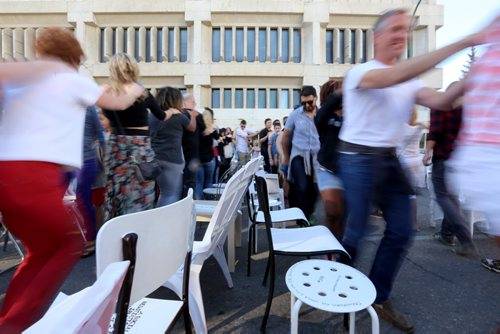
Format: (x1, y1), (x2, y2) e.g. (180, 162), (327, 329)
(0, 27), (142, 332)
(449, 18), (500, 274)
(196, 107), (219, 199)
(315, 80), (344, 238)
(235, 119), (256, 165)
(423, 83), (475, 251)
(259, 118), (274, 172)
(337, 9), (491, 332)
(281, 86), (320, 222)
(103, 53), (169, 220)
(150, 87), (195, 206)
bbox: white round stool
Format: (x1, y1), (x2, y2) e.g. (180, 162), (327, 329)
(285, 259), (379, 334)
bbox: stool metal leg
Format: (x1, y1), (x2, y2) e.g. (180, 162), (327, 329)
(290, 293), (302, 334)
(349, 312), (356, 334)
(366, 306), (380, 334)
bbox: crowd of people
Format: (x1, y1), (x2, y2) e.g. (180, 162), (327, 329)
(0, 9), (499, 333)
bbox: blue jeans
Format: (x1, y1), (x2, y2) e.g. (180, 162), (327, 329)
(196, 159), (216, 200)
(432, 159), (472, 244)
(338, 153), (414, 304)
(156, 160), (185, 207)
(76, 157), (99, 240)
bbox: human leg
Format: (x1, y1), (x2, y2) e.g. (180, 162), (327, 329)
(76, 157), (99, 240)
(0, 162), (84, 332)
(317, 167), (344, 239)
(289, 156), (317, 219)
(338, 153), (376, 262)
(156, 160), (185, 207)
(432, 159), (472, 245)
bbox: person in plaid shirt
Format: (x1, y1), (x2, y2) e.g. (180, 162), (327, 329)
(423, 82), (476, 253)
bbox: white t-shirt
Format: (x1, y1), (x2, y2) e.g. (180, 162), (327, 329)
(235, 127), (255, 153)
(0, 72), (102, 168)
(339, 60), (425, 148)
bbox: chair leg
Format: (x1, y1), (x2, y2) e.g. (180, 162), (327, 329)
(213, 244), (234, 288)
(262, 254), (271, 286)
(290, 294), (302, 334)
(366, 305), (380, 334)
(260, 256), (275, 332)
(247, 223), (255, 276)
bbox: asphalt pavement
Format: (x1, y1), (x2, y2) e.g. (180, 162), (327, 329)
(1, 187), (499, 333)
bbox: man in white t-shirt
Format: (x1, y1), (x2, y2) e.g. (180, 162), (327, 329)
(235, 119), (256, 164)
(337, 8), (491, 332)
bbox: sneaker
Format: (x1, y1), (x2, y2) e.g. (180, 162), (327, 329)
(481, 259), (500, 273)
(373, 300), (414, 333)
(454, 242), (479, 258)
(433, 232), (455, 247)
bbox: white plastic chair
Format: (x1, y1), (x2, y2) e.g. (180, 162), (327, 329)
(254, 176), (351, 331)
(95, 190), (196, 334)
(23, 261), (129, 334)
(165, 158), (260, 334)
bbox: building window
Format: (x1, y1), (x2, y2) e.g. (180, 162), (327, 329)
(168, 28), (175, 62)
(224, 28), (233, 62)
(247, 28), (256, 63)
(279, 89), (289, 109)
(326, 30), (333, 64)
(212, 28), (221, 62)
(236, 28), (244, 62)
(212, 89), (220, 108)
(258, 28), (266, 63)
(270, 89), (278, 108)
(339, 29), (345, 64)
(180, 28), (188, 62)
(362, 30), (367, 63)
(235, 89), (244, 108)
(270, 28), (278, 63)
(350, 30), (356, 64)
(223, 88), (232, 108)
(247, 89), (255, 108)
(293, 29), (301, 63)
(156, 28), (163, 62)
(134, 29), (140, 62)
(145, 28), (152, 62)
(292, 89), (301, 109)
(258, 89), (266, 108)
(282, 29), (289, 63)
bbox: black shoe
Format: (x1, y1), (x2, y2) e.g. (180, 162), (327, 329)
(481, 258), (500, 273)
(373, 300), (414, 333)
(433, 232), (455, 246)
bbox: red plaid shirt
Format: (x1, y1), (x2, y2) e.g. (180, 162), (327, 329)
(428, 107), (462, 161)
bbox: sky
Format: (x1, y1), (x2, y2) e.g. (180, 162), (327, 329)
(434, 0), (499, 89)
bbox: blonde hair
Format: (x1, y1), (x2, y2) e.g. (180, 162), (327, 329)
(203, 107), (214, 128)
(108, 53), (139, 93)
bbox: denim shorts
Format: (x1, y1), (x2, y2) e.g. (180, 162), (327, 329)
(316, 166), (344, 191)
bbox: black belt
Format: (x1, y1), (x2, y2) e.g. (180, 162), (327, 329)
(112, 128), (149, 136)
(338, 140), (396, 157)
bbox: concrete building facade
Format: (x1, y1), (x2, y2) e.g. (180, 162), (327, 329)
(0, 0), (443, 130)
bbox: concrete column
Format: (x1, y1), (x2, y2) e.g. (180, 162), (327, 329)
(366, 29), (374, 61)
(231, 88), (235, 108)
(126, 27), (135, 57)
(150, 27), (157, 62)
(243, 87), (247, 107)
(266, 27), (271, 62)
(103, 27), (113, 62)
(312, 22), (321, 65)
(255, 26), (259, 61)
(173, 26), (179, 62)
(243, 26), (248, 61)
(344, 28), (352, 64)
(355, 29), (363, 64)
(116, 27), (124, 54)
(333, 28), (339, 63)
(220, 26), (225, 61)
(24, 28), (35, 59)
(278, 27), (282, 62)
(13, 28), (24, 60)
(232, 26), (236, 62)
(162, 27), (168, 62)
(266, 88), (270, 108)
(289, 28), (294, 62)
(2, 28), (13, 61)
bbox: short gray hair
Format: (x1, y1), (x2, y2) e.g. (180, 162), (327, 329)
(373, 8), (408, 33)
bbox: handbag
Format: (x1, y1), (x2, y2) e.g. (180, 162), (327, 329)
(111, 110), (162, 183)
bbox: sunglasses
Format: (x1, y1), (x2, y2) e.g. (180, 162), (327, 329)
(301, 100), (314, 106)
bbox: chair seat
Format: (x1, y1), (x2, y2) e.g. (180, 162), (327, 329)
(113, 297), (184, 333)
(256, 207), (306, 224)
(272, 225), (347, 255)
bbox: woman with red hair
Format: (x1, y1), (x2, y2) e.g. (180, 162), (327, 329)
(0, 27), (142, 332)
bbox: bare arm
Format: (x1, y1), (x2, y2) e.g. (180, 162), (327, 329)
(415, 81), (465, 110)
(95, 83), (144, 110)
(185, 110), (197, 132)
(359, 36), (477, 89)
(281, 129), (292, 165)
(268, 142), (273, 165)
(423, 140), (436, 166)
(0, 60), (72, 84)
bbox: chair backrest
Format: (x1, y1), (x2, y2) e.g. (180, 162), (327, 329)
(96, 190), (195, 307)
(254, 176), (276, 252)
(202, 158), (260, 252)
(24, 261), (129, 334)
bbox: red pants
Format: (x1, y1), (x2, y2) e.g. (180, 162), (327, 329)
(0, 161), (84, 333)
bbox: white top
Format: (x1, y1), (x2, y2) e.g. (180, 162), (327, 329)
(340, 60), (425, 148)
(235, 127), (255, 153)
(398, 124), (423, 158)
(0, 72), (102, 168)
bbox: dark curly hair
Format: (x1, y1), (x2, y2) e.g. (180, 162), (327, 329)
(34, 27), (84, 67)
